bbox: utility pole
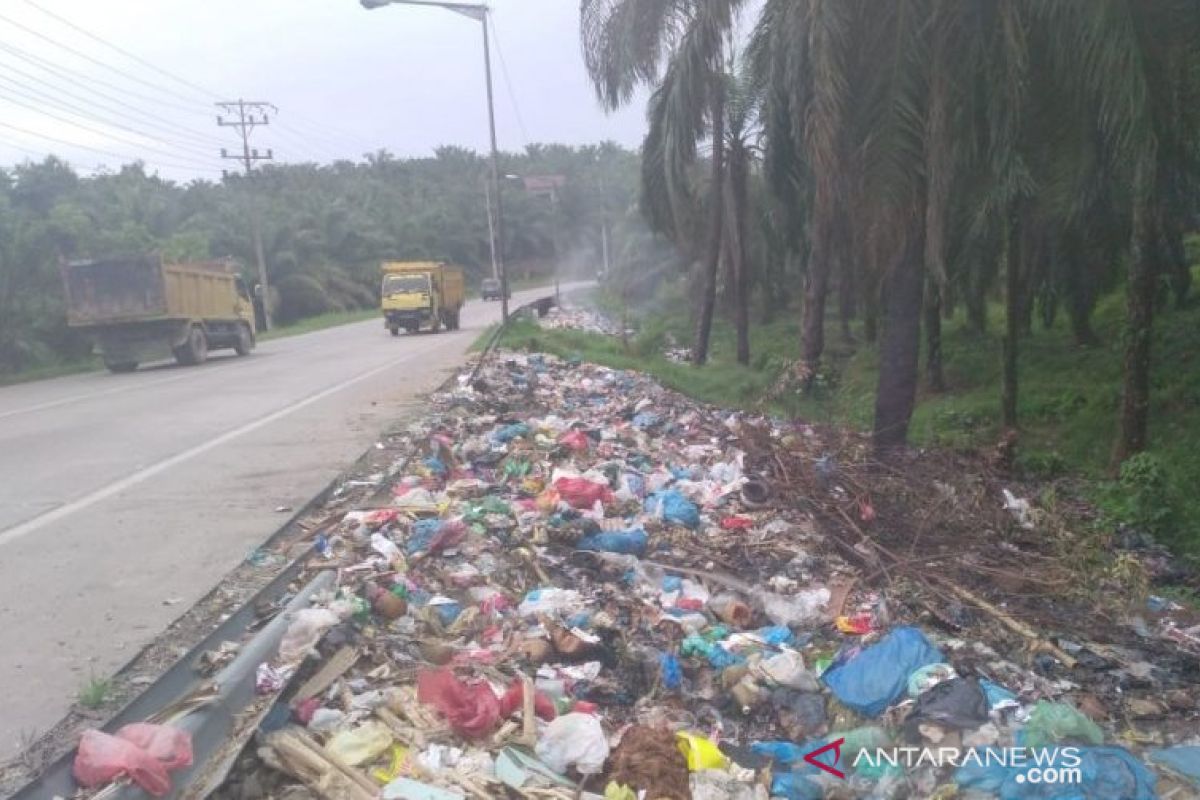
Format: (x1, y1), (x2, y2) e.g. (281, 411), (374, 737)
(218, 99), (276, 329)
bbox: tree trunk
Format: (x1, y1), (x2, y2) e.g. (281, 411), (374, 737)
(1001, 214), (1020, 429)
(863, 281), (879, 344)
(924, 278), (945, 392)
(1163, 212), (1191, 309)
(726, 143), (751, 366)
(692, 84), (725, 367)
(966, 269), (988, 337)
(1064, 243), (1099, 346)
(1113, 163), (1157, 467)
(801, 239), (831, 382)
(838, 252), (856, 342)
(873, 226), (925, 453)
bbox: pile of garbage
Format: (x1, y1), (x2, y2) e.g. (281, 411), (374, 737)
(538, 306), (625, 337)
(71, 345), (1200, 799)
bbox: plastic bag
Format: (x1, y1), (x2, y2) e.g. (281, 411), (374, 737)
(497, 681), (557, 722)
(675, 732), (728, 770)
(407, 519), (467, 556)
(492, 422), (531, 443)
(644, 490), (700, 529)
(1149, 745), (1200, 785)
(956, 746), (1156, 799)
(752, 649), (820, 692)
(821, 626), (943, 717)
(903, 677), (989, 736)
(577, 528), (648, 556)
(326, 721), (394, 765)
(278, 607), (341, 665)
(558, 429), (590, 452)
(416, 669), (501, 739)
(769, 773), (823, 800)
(535, 713), (610, 775)
(554, 476), (613, 509)
(757, 588), (830, 628)
(906, 662), (957, 698)
(73, 724), (192, 797)
(1020, 701), (1104, 748)
(518, 588), (584, 618)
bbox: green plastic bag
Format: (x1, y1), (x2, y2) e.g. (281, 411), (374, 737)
(1021, 701), (1104, 748)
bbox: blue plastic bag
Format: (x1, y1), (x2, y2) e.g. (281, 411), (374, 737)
(576, 528), (648, 556)
(660, 653), (682, 689)
(955, 746), (1157, 800)
(821, 626), (943, 717)
(491, 422), (531, 444)
(407, 518), (443, 555)
(1149, 746), (1200, 785)
(770, 772), (823, 800)
(644, 490), (700, 529)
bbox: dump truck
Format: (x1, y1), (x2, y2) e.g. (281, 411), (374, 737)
(380, 261), (465, 335)
(61, 255), (257, 372)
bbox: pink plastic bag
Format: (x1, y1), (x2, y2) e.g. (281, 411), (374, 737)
(73, 724), (192, 797)
(558, 430), (590, 452)
(498, 680), (557, 722)
(416, 669), (501, 738)
(553, 477), (612, 509)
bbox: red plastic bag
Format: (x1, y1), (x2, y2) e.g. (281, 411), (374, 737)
(74, 724), (192, 797)
(720, 516), (755, 531)
(428, 520), (467, 554)
(558, 430), (590, 452)
(497, 681), (558, 722)
(553, 477), (612, 510)
(416, 669), (501, 739)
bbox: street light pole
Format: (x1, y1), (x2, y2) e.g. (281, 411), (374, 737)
(359, 0), (508, 321)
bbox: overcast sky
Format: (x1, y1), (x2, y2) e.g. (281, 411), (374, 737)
(0, 0), (649, 182)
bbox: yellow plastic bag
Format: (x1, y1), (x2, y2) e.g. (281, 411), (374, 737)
(675, 731), (729, 771)
(326, 721), (393, 766)
(604, 782), (637, 800)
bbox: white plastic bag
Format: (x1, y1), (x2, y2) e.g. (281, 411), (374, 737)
(534, 713), (609, 775)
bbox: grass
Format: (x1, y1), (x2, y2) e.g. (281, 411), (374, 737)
(501, 275), (1200, 556)
(258, 308), (379, 341)
(0, 357), (99, 387)
(77, 675), (114, 709)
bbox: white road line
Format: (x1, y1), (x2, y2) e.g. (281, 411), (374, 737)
(0, 347), (430, 547)
(0, 370), (204, 421)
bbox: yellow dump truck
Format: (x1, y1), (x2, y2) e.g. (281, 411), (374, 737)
(62, 255), (256, 372)
(380, 261), (465, 335)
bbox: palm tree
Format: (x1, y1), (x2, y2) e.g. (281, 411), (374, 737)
(581, 0), (745, 365)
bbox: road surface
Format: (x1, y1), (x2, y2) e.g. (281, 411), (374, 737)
(0, 287), (562, 759)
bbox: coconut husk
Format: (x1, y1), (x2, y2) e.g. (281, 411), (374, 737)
(607, 726), (690, 800)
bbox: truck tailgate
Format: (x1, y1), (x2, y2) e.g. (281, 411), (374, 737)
(63, 256), (168, 325)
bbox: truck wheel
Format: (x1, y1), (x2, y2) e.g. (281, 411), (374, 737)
(175, 325), (208, 366)
(448, 310), (461, 330)
(105, 360), (138, 373)
(431, 315), (442, 334)
(233, 323), (254, 355)
(389, 326), (400, 336)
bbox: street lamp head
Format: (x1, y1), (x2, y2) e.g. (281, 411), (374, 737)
(359, 0), (392, 8)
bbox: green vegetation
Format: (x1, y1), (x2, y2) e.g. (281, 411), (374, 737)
(257, 308), (379, 341)
(0, 145), (639, 377)
(77, 675), (113, 710)
(506, 279), (1200, 554)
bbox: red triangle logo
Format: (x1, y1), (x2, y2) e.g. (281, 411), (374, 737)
(803, 737), (846, 780)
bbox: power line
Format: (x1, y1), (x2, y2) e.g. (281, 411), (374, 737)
(19, 0), (224, 102)
(0, 119), (222, 176)
(0, 73), (224, 161)
(0, 89), (222, 169)
(0, 9), (213, 108)
(488, 15), (529, 148)
(0, 38), (211, 118)
(0, 49), (225, 149)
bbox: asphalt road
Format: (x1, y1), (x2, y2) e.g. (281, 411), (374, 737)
(0, 287), (563, 759)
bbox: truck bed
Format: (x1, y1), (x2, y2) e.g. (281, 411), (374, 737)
(63, 257), (239, 326)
